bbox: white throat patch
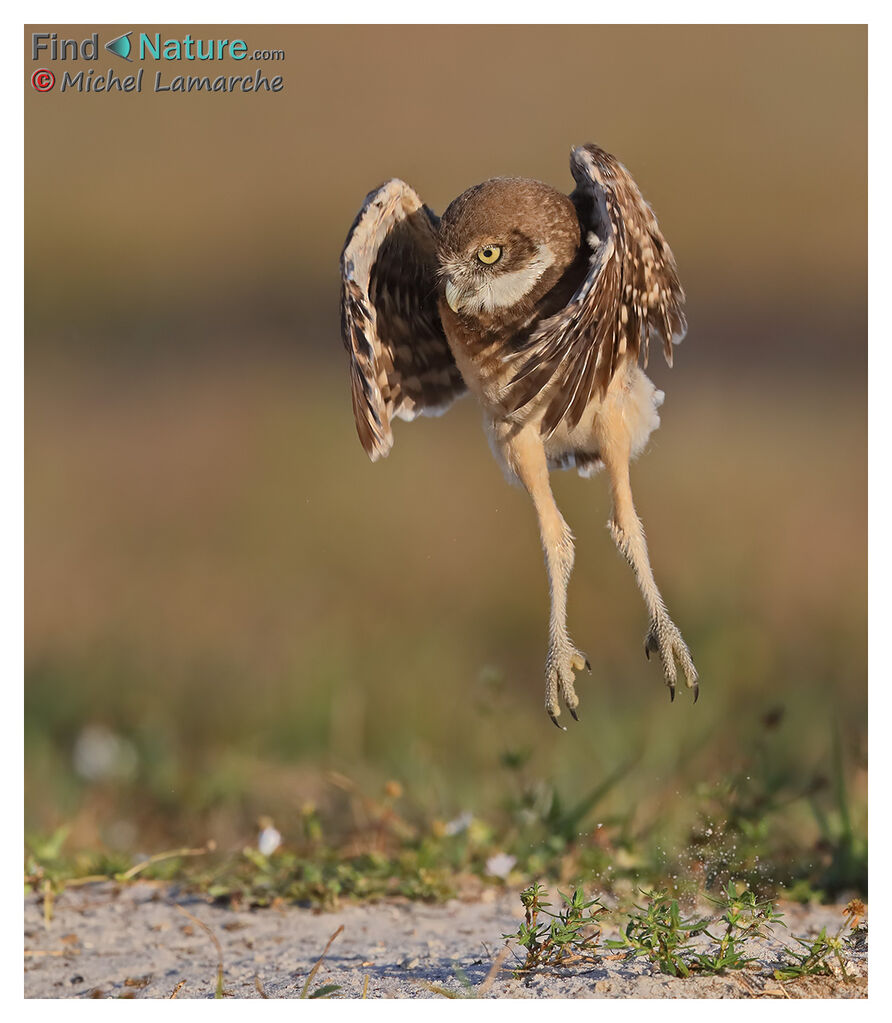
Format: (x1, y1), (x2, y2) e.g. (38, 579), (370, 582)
(466, 243), (556, 314)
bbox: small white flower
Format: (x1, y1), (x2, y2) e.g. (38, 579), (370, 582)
(258, 826), (282, 856)
(485, 852), (516, 879)
(72, 725), (138, 782)
(444, 811), (473, 836)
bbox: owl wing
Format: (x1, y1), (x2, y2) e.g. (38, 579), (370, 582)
(504, 144), (687, 438)
(340, 179), (467, 461)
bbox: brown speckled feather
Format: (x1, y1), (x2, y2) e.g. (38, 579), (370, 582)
(504, 145), (687, 437)
(340, 179), (466, 460)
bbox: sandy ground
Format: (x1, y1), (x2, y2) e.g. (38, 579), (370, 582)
(24, 882), (866, 999)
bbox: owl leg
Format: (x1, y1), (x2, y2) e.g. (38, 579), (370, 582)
(506, 428), (590, 728)
(602, 446), (698, 702)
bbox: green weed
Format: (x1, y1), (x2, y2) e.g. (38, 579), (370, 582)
(606, 888), (710, 977)
(507, 883), (606, 975)
(692, 881), (785, 973)
(773, 899), (866, 982)
(505, 884), (863, 986)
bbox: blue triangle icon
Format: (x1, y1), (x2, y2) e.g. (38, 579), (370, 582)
(105, 32), (132, 61)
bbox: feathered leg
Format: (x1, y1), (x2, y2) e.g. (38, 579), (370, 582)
(505, 427), (589, 727)
(602, 446), (698, 701)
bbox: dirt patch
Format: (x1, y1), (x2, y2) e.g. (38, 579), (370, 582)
(24, 883), (866, 999)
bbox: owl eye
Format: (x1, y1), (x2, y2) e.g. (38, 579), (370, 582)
(476, 245), (502, 265)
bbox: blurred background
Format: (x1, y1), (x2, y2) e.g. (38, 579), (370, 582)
(25, 25), (866, 894)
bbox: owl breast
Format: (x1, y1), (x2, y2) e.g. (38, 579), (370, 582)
(437, 298), (530, 406)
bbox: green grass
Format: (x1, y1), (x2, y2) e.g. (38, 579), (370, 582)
(25, 728), (865, 911)
(25, 359), (866, 907)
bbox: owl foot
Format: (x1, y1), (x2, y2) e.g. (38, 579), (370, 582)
(644, 617), (698, 703)
(545, 646), (591, 728)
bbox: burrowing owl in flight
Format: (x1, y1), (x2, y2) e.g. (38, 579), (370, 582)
(340, 144), (698, 726)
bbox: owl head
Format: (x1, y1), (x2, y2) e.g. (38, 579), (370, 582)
(436, 178), (581, 319)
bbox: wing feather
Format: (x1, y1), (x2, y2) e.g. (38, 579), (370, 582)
(340, 180), (466, 460)
(504, 145), (687, 438)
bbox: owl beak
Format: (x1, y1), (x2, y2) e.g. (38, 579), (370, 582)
(444, 278), (464, 314)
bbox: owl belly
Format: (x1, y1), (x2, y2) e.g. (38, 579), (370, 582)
(542, 363), (664, 476)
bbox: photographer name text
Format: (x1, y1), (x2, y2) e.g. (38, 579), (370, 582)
(58, 67), (283, 94)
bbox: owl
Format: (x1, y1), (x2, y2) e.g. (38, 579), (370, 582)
(340, 144), (698, 727)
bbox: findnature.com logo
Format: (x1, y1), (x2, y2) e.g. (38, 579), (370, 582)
(30, 30), (286, 94)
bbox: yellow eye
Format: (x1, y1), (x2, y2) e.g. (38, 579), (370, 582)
(476, 244), (502, 265)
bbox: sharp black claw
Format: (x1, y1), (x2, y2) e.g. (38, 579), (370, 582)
(584, 659), (591, 673)
(569, 706), (579, 722)
(548, 711), (566, 731)
(693, 683), (700, 704)
(669, 684), (676, 703)
(644, 646), (650, 661)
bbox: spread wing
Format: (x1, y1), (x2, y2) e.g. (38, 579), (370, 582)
(504, 144), (687, 438)
(340, 179), (467, 461)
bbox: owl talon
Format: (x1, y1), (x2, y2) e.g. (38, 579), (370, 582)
(645, 617), (698, 703)
(546, 645), (586, 726)
(549, 710), (566, 731)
